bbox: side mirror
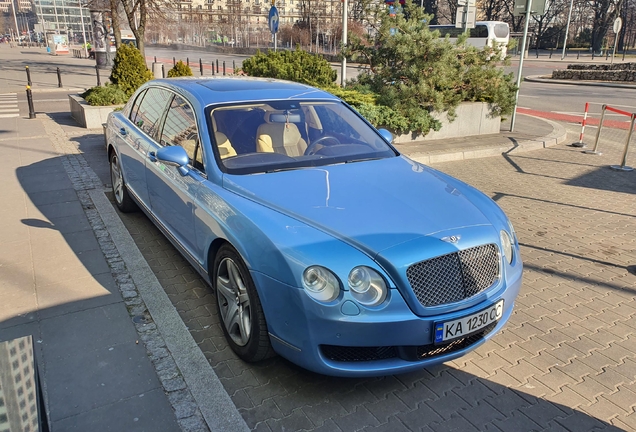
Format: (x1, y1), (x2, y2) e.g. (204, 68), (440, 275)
(378, 128), (393, 144)
(156, 146), (190, 176)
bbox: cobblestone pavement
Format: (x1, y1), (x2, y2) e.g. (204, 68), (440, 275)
(111, 125), (636, 432)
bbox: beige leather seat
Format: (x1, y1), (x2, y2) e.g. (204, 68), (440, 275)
(256, 112), (307, 157)
(215, 132), (237, 159)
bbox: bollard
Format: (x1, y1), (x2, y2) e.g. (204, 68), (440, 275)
(173, 57), (176, 66)
(26, 86), (36, 119)
(187, 57), (189, 67)
(549, 49), (553, 59)
(25, 65), (32, 87)
(154, 56), (157, 63)
(584, 105), (606, 155)
(536, 48), (539, 58)
(233, 60), (236, 74)
(162, 64), (165, 78)
(610, 114), (635, 172)
(216, 59), (219, 74)
(200, 58), (203, 76)
(95, 65), (101, 86)
(56, 67), (62, 88)
(223, 61), (226, 76)
(212, 61), (215, 76)
(605, 49), (609, 60)
(572, 102), (589, 148)
(577, 51), (580, 59)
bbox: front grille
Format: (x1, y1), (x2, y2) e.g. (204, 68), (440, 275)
(406, 244), (500, 307)
(320, 323), (497, 363)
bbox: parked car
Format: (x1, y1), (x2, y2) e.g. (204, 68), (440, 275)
(105, 77), (523, 377)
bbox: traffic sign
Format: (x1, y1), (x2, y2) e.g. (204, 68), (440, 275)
(268, 6), (279, 35)
(613, 17), (622, 34)
(455, 6), (476, 29)
(513, 0), (545, 16)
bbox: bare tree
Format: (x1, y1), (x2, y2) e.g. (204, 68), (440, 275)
(530, 0), (566, 49)
(588, 0), (620, 52)
(480, 0), (508, 21)
(119, 0), (174, 57)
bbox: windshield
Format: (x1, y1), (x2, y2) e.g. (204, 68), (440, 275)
(208, 100), (397, 174)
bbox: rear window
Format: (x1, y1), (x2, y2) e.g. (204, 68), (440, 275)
(494, 23), (509, 38)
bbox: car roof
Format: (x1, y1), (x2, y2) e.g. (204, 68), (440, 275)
(148, 76), (340, 107)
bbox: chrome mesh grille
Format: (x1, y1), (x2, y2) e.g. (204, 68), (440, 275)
(406, 244), (499, 307)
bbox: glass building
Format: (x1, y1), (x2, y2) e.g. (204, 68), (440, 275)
(33, 0), (93, 43)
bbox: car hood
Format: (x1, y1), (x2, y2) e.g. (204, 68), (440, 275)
(222, 156), (492, 256)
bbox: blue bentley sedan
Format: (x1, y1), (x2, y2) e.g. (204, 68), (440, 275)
(105, 77), (523, 377)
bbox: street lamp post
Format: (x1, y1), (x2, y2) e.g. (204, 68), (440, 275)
(561, 0), (574, 60)
(79, 1), (88, 58)
(341, 0), (347, 86)
(11, 0), (20, 43)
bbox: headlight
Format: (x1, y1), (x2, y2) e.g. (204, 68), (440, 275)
(302, 266), (340, 302)
(500, 230), (513, 265)
(509, 220), (518, 245)
(348, 267), (387, 306)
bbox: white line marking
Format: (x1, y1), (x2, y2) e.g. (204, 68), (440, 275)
(0, 113), (19, 118)
(0, 109), (19, 113)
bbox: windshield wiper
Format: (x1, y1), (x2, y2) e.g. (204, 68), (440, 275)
(265, 166), (302, 173)
(345, 156), (384, 164)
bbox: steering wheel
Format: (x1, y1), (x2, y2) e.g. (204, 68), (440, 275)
(304, 135), (341, 156)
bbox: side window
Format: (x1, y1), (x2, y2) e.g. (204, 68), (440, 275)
(135, 88), (172, 139)
(160, 95), (204, 172)
(128, 89), (146, 126)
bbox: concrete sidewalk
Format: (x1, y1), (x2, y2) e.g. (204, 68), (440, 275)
(0, 113), (217, 431)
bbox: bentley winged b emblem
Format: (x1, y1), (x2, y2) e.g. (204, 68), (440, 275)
(441, 235), (461, 243)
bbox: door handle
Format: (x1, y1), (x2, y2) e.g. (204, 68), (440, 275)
(119, 128), (127, 136)
(148, 151), (157, 162)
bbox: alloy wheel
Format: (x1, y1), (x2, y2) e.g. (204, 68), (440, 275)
(217, 257), (252, 346)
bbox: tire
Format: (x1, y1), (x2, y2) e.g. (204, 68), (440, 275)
(110, 151), (138, 213)
(214, 244), (274, 362)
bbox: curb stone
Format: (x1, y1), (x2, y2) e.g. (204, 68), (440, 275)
(525, 75), (636, 89)
(403, 114), (568, 165)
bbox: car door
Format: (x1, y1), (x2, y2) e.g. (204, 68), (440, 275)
(146, 93), (207, 262)
(117, 87), (172, 208)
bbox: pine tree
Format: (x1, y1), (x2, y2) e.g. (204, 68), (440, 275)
(167, 60), (194, 77)
(109, 43), (154, 97)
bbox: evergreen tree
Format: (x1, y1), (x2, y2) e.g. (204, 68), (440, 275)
(346, 0), (516, 135)
(109, 44), (154, 97)
(167, 60), (194, 77)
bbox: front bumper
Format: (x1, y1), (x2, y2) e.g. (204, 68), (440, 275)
(253, 268), (523, 377)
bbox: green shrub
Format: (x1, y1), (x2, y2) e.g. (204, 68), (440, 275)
(81, 84), (129, 106)
(167, 60), (193, 77)
(241, 48), (337, 87)
(109, 43), (154, 97)
(318, 85), (437, 135)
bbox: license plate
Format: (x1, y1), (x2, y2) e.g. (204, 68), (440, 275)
(434, 300), (504, 344)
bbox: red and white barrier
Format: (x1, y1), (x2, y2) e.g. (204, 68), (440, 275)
(572, 102), (589, 148)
